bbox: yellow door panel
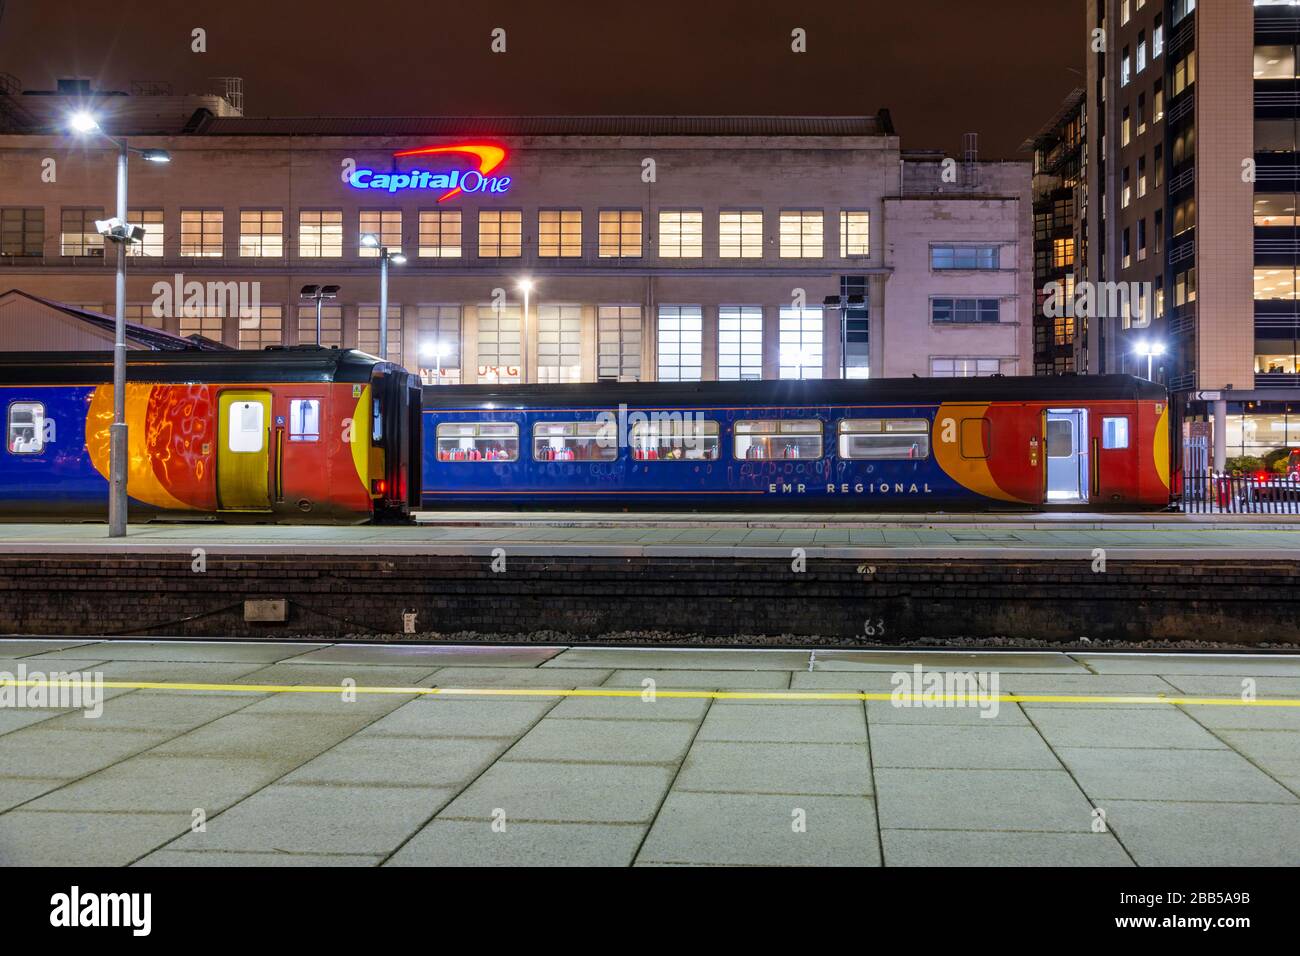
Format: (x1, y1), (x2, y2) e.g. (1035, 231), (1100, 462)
(217, 391), (272, 511)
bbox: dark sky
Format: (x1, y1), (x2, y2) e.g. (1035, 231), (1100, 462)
(2, 0), (1084, 157)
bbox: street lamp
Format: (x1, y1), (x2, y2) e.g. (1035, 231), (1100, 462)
(823, 293), (868, 378)
(299, 284), (340, 345)
(517, 278), (534, 384)
(68, 110), (172, 538)
(361, 233), (405, 361)
(420, 339), (449, 384)
(1134, 340), (1166, 380)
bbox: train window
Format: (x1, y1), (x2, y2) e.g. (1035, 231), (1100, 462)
(1046, 419), (1073, 458)
(437, 422), (519, 461)
(372, 398), (383, 442)
(734, 419), (823, 461)
(7, 401), (44, 454)
(631, 419), (720, 461)
(289, 399), (320, 442)
(533, 420), (618, 462)
(959, 418), (990, 460)
(1103, 417), (1130, 449)
(838, 419), (930, 460)
(228, 401), (265, 453)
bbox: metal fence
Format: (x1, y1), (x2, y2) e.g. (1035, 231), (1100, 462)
(1179, 474), (1300, 514)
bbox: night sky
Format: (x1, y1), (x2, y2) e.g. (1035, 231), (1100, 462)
(3, 0), (1084, 157)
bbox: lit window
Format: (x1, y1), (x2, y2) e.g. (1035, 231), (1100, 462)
(840, 210), (870, 257)
(657, 306), (702, 381)
(536, 303), (582, 383)
(180, 209), (223, 257)
(299, 210), (343, 258)
(476, 304), (521, 383)
(359, 210), (402, 256)
(658, 210), (703, 258)
(931, 245), (999, 270)
(418, 304), (462, 382)
(734, 419), (823, 461)
(7, 401), (44, 454)
(418, 209), (462, 258)
(479, 210), (522, 258)
(779, 210), (823, 258)
(538, 210), (582, 257)
(719, 210), (763, 258)
(237, 304), (282, 350)
(718, 306), (763, 381)
(298, 305), (341, 348)
(932, 299), (1000, 324)
(1102, 417), (1130, 449)
(60, 207), (104, 257)
(630, 420), (720, 461)
(1255, 45), (1297, 80)
(597, 305), (642, 382)
(357, 305), (402, 363)
(1254, 194), (1300, 227)
(931, 358), (1000, 378)
(126, 208), (163, 258)
(598, 210), (642, 258)
(838, 419), (930, 460)
(532, 421), (618, 462)
(239, 209), (283, 258)
(436, 422), (518, 461)
(289, 399), (320, 442)
(778, 307), (823, 379)
(227, 400), (265, 453)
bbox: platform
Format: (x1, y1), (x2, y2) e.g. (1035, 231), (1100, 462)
(0, 639), (1296, 866)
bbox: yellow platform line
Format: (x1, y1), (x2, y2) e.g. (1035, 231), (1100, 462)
(0, 678), (1297, 708)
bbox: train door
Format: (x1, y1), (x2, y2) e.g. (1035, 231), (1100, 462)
(217, 390), (273, 512)
(370, 369), (422, 516)
(1045, 408), (1089, 504)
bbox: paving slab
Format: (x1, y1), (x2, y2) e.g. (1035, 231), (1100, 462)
(1076, 654), (1300, 677)
(281, 736), (510, 788)
(545, 648), (812, 671)
(280, 643), (566, 668)
(638, 792), (879, 866)
(546, 694), (710, 721)
(697, 702), (867, 744)
(165, 783), (449, 855)
(881, 829), (1133, 866)
(505, 717), (698, 765)
(811, 651), (1084, 673)
(428, 667), (612, 688)
(1104, 800), (1300, 866)
(1159, 676), (1300, 698)
(232, 663), (441, 688)
(601, 669), (792, 690)
(997, 674), (1182, 697)
(1178, 703), (1300, 731)
(25, 755), (290, 813)
(437, 761), (675, 824)
(1022, 706), (1228, 750)
(0, 726), (176, 779)
(874, 769), (1096, 831)
(0, 708), (73, 736)
(870, 724), (1061, 770)
(865, 698), (1029, 725)
(150, 713), (376, 765)
(0, 639), (102, 656)
(136, 849), (383, 867)
(386, 819), (645, 867)
(675, 741), (872, 796)
(360, 697), (557, 739)
(0, 776), (66, 813)
(1056, 746), (1299, 803)
(40, 689), (256, 734)
(789, 671), (920, 692)
(25, 641), (327, 664)
(0, 809), (191, 866)
(1204, 730), (1300, 792)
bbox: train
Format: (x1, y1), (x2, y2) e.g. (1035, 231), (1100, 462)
(0, 347), (1170, 521)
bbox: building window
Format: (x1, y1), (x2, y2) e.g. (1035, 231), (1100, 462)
(1255, 194), (1300, 227)
(536, 303), (582, 383)
(436, 422), (518, 462)
(479, 210), (522, 258)
(1122, 107), (1131, 147)
(1254, 268), (1296, 301)
(1153, 14), (1164, 59)
(179, 209), (223, 257)
(60, 207), (104, 257)
(7, 401), (44, 454)
(1121, 47), (1131, 87)
(299, 210), (343, 258)
(418, 210), (462, 258)
(1122, 167), (1132, 209)
(1137, 157), (1147, 198)
(1120, 0), (1130, 25)
(597, 305), (642, 382)
(779, 210), (823, 258)
(1137, 218), (1147, 262)
(931, 357), (1000, 377)
(532, 421), (618, 462)
(658, 210), (703, 258)
(1154, 145), (1164, 188)
(1173, 51), (1196, 96)
(1053, 237), (1075, 268)
(656, 305), (702, 381)
(417, 304), (461, 382)
(1173, 0), (1194, 27)
(1172, 123), (1195, 164)
(358, 305), (403, 362)
(1122, 228), (1132, 269)
(841, 275), (870, 379)
(931, 298), (1000, 324)
(476, 303), (521, 383)
(1136, 95), (1147, 137)
(123, 208), (163, 258)
(840, 211), (870, 257)
(838, 419), (930, 460)
(598, 210), (642, 258)
(1153, 82), (1164, 124)
(538, 210), (582, 258)
(1137, 31), (1147, 74)
(631, 420), (720, 461)
(239, 209), (283, 258)
(297, 304), (342, 347)
(778, 307), (823, 379)
(359, 210), (402, 256)
(931, 245), (998, 270)
(125, 303), (164, 330)
(0, 207), (43, 257)
(719, 210), (763, 258)
(734, 420), (822, 461)
(237, 304), (282, 349)
(1173, 197), (1196, 236)
(1255, 45), (1298, 80)
(718, 306), (764, 381)
(179, 307), (225, 342)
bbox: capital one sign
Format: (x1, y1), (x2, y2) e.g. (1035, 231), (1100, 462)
(347, 143), (511, 201)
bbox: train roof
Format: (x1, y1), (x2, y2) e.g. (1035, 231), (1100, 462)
(422, 374), (1167, 409)
(0, 347), (402, 385)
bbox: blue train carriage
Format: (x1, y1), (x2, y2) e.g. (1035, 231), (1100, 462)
(421, 375), (1172, 511)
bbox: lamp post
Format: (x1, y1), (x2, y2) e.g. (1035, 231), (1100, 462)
(361, 234), (405, 360)
(518, 278), (534, 384)
(1134, 340), (1166, 380)
(298, 284), (340, 345)
(822, 293), (868, 378)
(68, 111), (170, 538)
(420, 340), (449, 384)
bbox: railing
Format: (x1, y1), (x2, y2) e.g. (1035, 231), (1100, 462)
(1179, 473), (1300, 514)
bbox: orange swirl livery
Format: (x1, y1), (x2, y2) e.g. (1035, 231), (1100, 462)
(348, 143), (511, 202)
